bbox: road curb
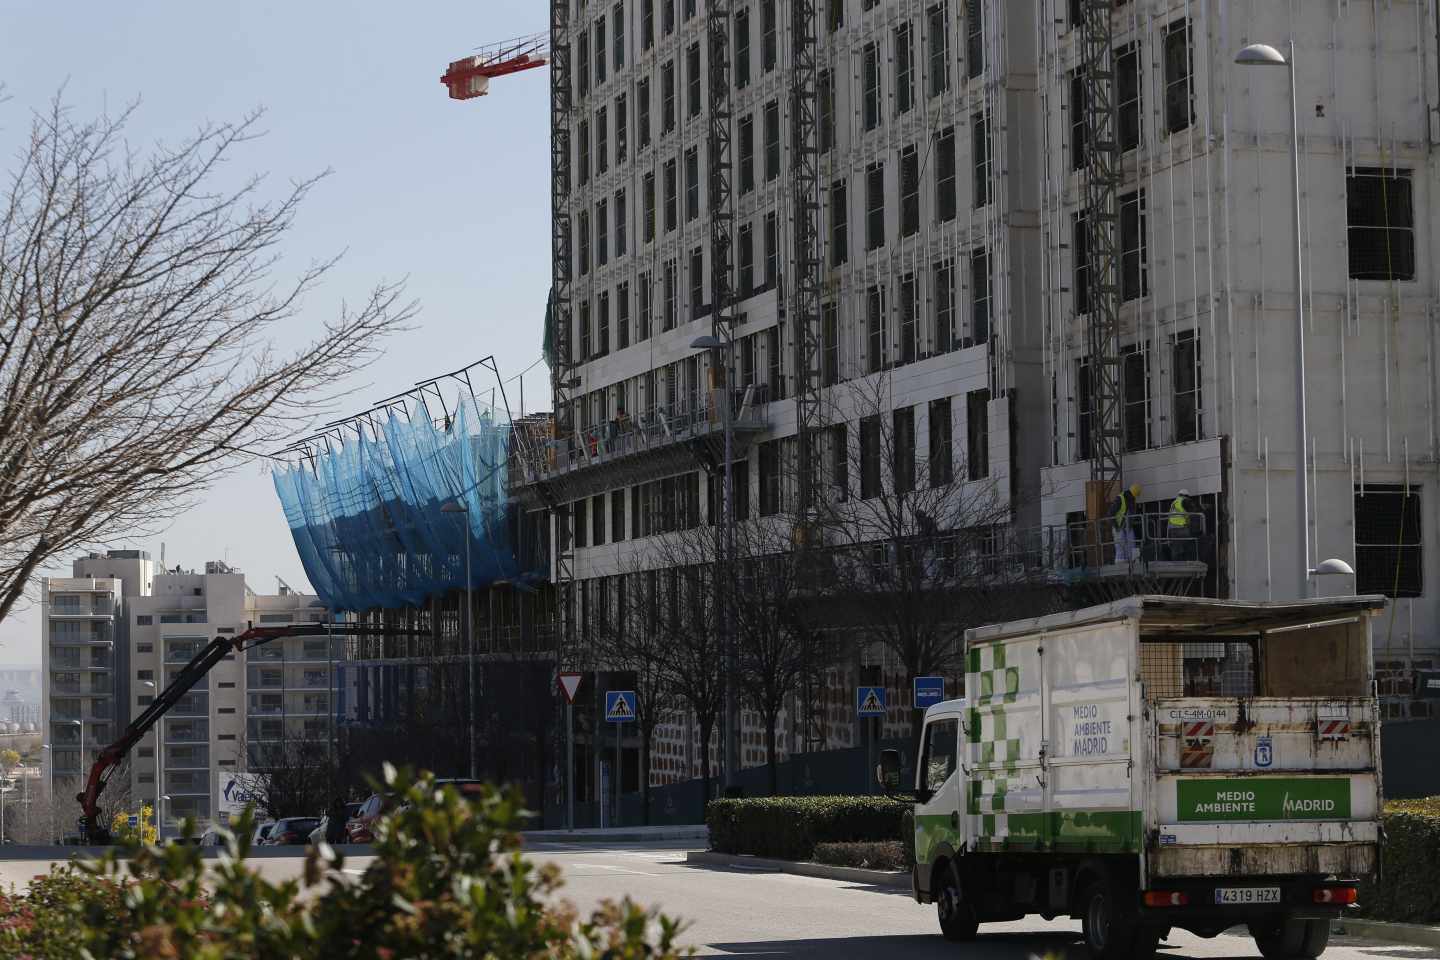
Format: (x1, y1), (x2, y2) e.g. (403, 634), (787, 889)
(1335, 918), (1440, 949)
(685, 850), (909, 888)
(522, 826), (707, 845)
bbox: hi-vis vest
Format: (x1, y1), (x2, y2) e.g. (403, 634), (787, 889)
(1168, 497), (1190, 528)
(1113, 495), (1129, 528)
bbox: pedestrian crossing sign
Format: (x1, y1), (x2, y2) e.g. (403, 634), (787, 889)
(857, 686), (887, 717)
(605, 690), (637, 723)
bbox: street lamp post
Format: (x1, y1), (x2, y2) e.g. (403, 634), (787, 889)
(143, 680), (164, 837)
(441, 501), (477, 780)
(1236, 40), (1310, 598)
(41, 744), (54, 843)
(691, 333), (739, 794)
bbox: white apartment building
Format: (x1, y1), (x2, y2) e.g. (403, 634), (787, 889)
(43, 552), (328, 832)
(529, 0), (1440, 786)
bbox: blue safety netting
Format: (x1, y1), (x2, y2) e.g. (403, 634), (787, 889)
(273, 394), (539, 612)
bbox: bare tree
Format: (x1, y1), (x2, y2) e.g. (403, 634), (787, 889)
(826, 375), (1056, 752)
(235, 736), (342, 820)
(0, 96), (413, 622)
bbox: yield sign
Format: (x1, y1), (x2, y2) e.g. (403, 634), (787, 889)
(558, 672), (583, 704)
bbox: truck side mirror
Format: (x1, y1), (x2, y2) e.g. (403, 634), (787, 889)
(876, 748), (903, 792)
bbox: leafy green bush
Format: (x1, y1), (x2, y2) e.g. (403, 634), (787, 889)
(812, 841), (907, 871)
(707, 795), (910, 861)
(0, 766), (687, 959)
(1357, 800), (1440, 923)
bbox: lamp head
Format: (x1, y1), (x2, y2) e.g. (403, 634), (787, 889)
(690, 334), (724, 350)
(1311, 557), (1356, 577)
(1235, 43), (1287, 66)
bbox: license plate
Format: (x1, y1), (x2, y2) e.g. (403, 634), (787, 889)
(1214, 887), (1281, 905)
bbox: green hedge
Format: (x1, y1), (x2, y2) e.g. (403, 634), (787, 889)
(1358, 803), (1440, 923)
(706, 795), (910, 861)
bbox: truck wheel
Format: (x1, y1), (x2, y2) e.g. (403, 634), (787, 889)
(1249, 919), (1305, 959)
(1081, 878), (1156, 960)
(935, 867), (979, 942)
(1297, 919), (1330, 958)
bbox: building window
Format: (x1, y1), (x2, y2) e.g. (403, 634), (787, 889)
(615, 188), (627, 256)
(893, 406), (916, 494)
(578, 119), (590, 185)
(766, 325), (784, 400)
(894, 22), (915, 116)
(137, 643), (153, 653)
(663, 0), (675, 35)
(1076, 357), (1094, 461)
(690, 247), (705, 319)
(592, 494), (607, 546)
(761, 0), (777, 72)
(578, 32), (590, 99)
(966, 389), (990, 480)
(642, 0), (654, 48)
(862, 43), (881, 131)
(598, 291), (611, 356)
(615, 94), (628, 163)
(929, 397), (953, 486)
(763, 211), (779, 286)
(763, 100), (780, 182)
(662, 60), (676, 133)
(1069, 70), (1087, 171)
(1122, 345), (1149, 453)
(638, 272), (653, 340)
(643, 172), (656, 243)
(663, 158), (677, 232)
(1346, 168), (1416, 281)
(970, 248), (990, 345)
(859, 415), (882, 500)
(596, 105), (608, 174)
(638, 78), (652, 147)
(972, 112), (991, 208)
(1172, 330), (1202, 443)
(828, 0), (844, 32)
(136, 615), (153, 626)
(594, 17), (607, 86)
(663, 260), (678, 330)
(927, 4), (949, 97)
(617, 282), (631, 349)
(739, 115), (755, 194)
(612, 489), (626, 543)
(865, 162), (885, 251)
(219, 680), (236, 688)
(819, 70), (836, 152)
(736, 9), (751, 88)
(866, 284), (888, 373)
(899, 145), (920, 238)
(934, 260), (955, 353)
(758, 440), (781, 516)
(830, 179), (849, 266)
(827, 422), (849, 502)
(823, 301), (840, 386)
(580, 300), (593, 360)
(1117, 43), (1141, 151)
(137, 669), (154, 681)
(685, 147), (700, 221)
(1355, 485), (1423, 597)
(574, 498), (588, 549)
(935, 126), (956, 222)
(898, 273), (919, 365)
(614, 2), (626, 69)
(1163, 19), (1194, 134)
(596, 198), (609, 266)
(1120, 190), (1147, 302)
(686, 42), (701, 118)
(578, 210), (590, 275)
(739, 223), (755, 295)
(965, 0), (984, 79)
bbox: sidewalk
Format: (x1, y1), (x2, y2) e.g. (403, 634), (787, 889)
(1335, 918), (1440, 950)
(685, 850), (909, 888)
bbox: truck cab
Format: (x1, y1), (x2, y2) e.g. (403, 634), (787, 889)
(890, 595), (1385, 960)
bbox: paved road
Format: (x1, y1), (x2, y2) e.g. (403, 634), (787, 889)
(0, 842), (1429, 959)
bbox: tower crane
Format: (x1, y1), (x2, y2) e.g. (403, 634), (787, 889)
(441, 32), (549, 100)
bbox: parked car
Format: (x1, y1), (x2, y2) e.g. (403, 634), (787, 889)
(348, 781), (481, 843)
(199, 827), (226, 847)
(251, 820), (277, 846)
(264, 817), (321, 845)
(310, 802), (363, 845)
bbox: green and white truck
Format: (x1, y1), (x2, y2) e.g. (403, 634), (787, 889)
(881, 595), (1385, 960)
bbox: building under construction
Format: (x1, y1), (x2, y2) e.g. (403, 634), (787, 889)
(274, 1), (1440, 820)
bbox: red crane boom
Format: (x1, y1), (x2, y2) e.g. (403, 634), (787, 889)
(441, 31), (549, 100)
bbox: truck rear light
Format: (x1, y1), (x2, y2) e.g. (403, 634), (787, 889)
(1143, 891), (1189, 907)
(1313, 887), (1357, 905)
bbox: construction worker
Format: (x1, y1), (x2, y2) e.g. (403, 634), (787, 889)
(1112, 483), (1142, 562)
(1168, 489), (1194, 560)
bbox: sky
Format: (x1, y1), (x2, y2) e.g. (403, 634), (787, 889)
(0, 1), (553, 663)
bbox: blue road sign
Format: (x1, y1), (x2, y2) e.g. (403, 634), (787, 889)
(913, 676), (945, 709)
(857, 685), (887, 717)
(127, 814), (139, 828)
(605, 690), (638, 723)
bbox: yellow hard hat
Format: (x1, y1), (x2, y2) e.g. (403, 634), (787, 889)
(1129, 483), (1142, 497)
